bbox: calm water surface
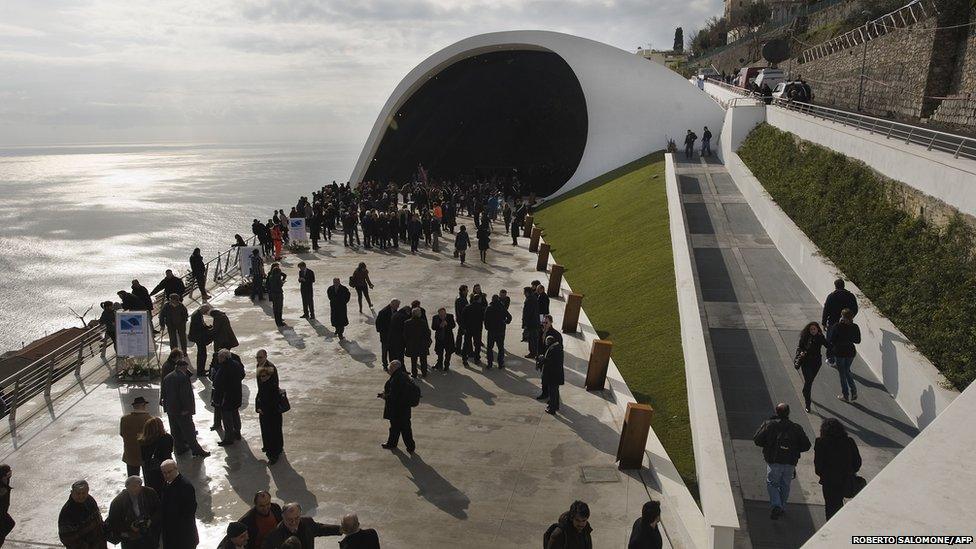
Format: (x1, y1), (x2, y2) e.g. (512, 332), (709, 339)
(0, 142), (359, 352)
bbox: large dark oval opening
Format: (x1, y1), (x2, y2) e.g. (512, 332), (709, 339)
(363, 50), (588, 197)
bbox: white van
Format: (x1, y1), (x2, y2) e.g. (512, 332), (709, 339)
(754, 68), (785, 90)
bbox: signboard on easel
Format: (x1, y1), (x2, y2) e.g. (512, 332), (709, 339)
(239, 246), (261, 278)
(116, 311), (151, 357)
(289, 217), (308, 241)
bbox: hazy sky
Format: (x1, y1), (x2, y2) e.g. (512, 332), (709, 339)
(0, 0), (722, 147)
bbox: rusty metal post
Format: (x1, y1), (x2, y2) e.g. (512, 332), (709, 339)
(585, 340), (613, 390)
(529, 227), (542, 253)
(616, 403), (654, 469)
(536, 243), (550, 272)
(547, 264), (564, 297)
(561, 293), (583, 333)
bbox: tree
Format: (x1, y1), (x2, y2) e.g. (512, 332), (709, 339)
(673, 27), (683, 52)
(733, 3), (772, 30)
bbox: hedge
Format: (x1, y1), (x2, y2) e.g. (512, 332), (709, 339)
(738, 124), (976, 390)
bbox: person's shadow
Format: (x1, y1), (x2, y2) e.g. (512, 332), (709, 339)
(394, 450), (469, 519)
(338, 339), (377, 369)
(269, 452), (319, 515)
(222, 438), (271, 506)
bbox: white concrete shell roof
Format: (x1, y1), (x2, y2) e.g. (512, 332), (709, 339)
(350, 30), (726, 198)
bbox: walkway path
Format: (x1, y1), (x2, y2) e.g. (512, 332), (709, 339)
(0, 216), (662, 548)
(674, 154), (919, 548)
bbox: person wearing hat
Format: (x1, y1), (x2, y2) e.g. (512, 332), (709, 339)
(218, 521), (250, 549)
(120, 396), (152, 477)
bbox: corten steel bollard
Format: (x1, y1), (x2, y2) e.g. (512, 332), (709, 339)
(523, 215), (534, 237)
(585, 340), (613, 390)
(536, 243), (551, 272)
(616, 402), (654, 469)
(562, 293), (583, 333)
(529, 226), (542, 253)
(547, 264), (565, 297)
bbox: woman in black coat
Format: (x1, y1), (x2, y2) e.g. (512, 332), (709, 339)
(476, 225), (491, 263)
(255, 365), (284, 465)
(814, 418), (862, 521)
(139, 417), (174, 495)
(795, 322), (829, 413)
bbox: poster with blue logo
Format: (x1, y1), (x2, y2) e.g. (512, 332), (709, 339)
(115, 311), (151, 357)
(289, 217), (307, 241)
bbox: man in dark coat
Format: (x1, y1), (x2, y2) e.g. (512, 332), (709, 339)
(386, 306), (411, 364)
(454, 285), (468, 353)
(58, 480), (107, 549)
(338, 513), (380, 549)
(547, 500), (593, 549)
(131, 280), (156, 331)
(460, 295), (486, 365)
(535, 284), (550, 317)
(215, 350), (246, 446)
(159, 460), (199, 548)
(327, 278), (351, 339)
(209, 308), (239, 353)
(238, 491), (283, 549)
(403, 308), (431, 378)
(150, 270), (186, 300)
(116, 290), (145, 312)
(266, 263), (288, 327)
(105, 476), (160, 549)
(188, 304), (213, 377)
(539, 336), (565, 414)
(822, 278), (858, 363)
(218, 522), (249, 549)
(160, 293), (189, 352)
(431, 307), (456, 371)
(522, 286), (541, 359)
(484, 295), (512, 369)
(375, 299), (400, 371)
(160, 361), (209, 457)
(297, 262), (316, 319)
(753, 403), (812, 519)
(189, 248), (209, 301)
(512, 200), (527, 246)
(379, 361), (416, 453)
(261, 503), (339, 549)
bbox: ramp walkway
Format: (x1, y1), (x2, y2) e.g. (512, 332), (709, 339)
(674, 153), (918, 549)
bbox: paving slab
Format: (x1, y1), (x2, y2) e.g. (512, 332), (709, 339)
(0, 217), (663, 548)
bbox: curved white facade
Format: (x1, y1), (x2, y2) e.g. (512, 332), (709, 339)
(350, 30), (725, 198)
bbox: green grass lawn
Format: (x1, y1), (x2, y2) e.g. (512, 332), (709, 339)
(534, 151), (696, 495)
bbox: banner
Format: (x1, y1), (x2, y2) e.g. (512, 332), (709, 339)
(289, 217), (308, 241)
(116, 311), (151, 357)
(239, 246), (261, 277)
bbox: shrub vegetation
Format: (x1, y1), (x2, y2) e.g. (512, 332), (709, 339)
(738, 124), (976, 389)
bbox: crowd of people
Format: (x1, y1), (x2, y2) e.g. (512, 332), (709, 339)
(29, 174), (670, 549)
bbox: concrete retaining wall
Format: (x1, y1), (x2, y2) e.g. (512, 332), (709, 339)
(663, 154), (739, 549)
(720, 105), (958, 429)
(766, 105), (976, 219)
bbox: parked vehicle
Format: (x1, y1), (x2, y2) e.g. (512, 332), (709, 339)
(754, 68), (785, 90)
(697, 67), (721, 80)
(735, 67), (763, 89)
(772, 80), (813, 102)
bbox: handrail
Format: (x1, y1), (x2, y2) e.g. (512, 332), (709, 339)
(772, 98), (976, 161)
(0, 234), (259, 435)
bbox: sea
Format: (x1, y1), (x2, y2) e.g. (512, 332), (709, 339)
(0, 141), (360, 353)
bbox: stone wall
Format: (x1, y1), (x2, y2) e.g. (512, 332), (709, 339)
(791, 16), (940, 120)
(930, 6), (976, 128)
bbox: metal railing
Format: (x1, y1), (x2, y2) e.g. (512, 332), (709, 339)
(0, 235), (258, 436)
(800, 0), (935, 64)
(773, 98), (976, 161)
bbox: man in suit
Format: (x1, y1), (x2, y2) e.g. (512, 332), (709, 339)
(261, 503), (339, 549)
(188, 304), (213, 377)
(131, 279), (156, 332)
(150, 270), (186, 301)
(215, 349), (246, 446)
(160, 360), (209, 457)
(461, 294), (486, 366)
(431, 307), (456, 371)
(512, 199), (527, 246)
(484, 295), (512, 369)
(160, 460), (199, 548)
(379, 361), (416, 453)
(522, 287), (540, 359)
(327, 278), (351, 339)
(338, 513), (380, 549)
(375, 299), (400, 371)
(297, 262), (316, 319)
(160, 293), (189, 352)
(453, 285), (468, 354)
(539, 335), (565, 415)
(265, 263), (288, 327)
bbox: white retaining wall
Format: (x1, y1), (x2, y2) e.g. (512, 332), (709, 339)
(719, 106), (958, 429)
(766, 106), (976, 218)
(664, 154), (739, 549)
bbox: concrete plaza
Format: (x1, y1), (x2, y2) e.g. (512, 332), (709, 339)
(0, 217), (665, 548)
